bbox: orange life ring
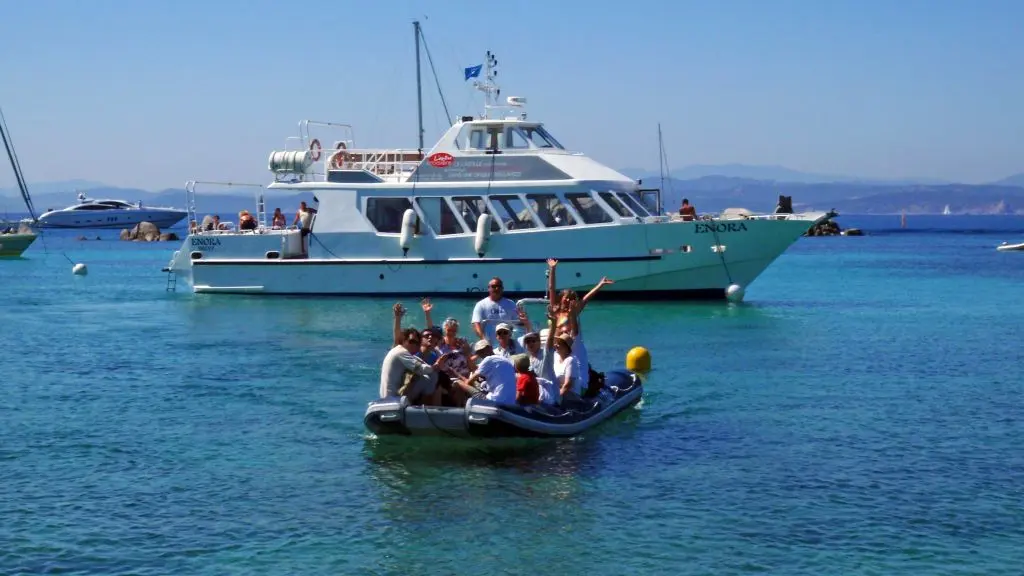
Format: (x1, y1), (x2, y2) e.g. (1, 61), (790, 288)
(309, 138), (322, 161)
(331, 150), (346, 169)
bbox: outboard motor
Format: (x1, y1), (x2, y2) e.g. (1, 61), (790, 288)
(774, 195), (793, 214)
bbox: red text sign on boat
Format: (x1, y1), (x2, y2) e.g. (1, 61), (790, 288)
(427, 152), (454, 168)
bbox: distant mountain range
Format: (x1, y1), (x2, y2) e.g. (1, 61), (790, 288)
(2, 163), (1024, 216)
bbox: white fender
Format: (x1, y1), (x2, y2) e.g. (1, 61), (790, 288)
(399, 209), (417, 253)
(474, 213), (492, 256)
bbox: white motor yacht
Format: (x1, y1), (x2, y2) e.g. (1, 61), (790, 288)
(37, 192), (187, 229)
(164, 26), (828, 301)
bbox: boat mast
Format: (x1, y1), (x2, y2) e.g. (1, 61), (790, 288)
(0, 106), (36, 222)
(414, 20), (424, 154)
(657, 123), (666, 215)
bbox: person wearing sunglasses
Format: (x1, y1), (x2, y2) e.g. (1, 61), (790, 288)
(380, 326), (450, 406)
(471, 277), (518, 344)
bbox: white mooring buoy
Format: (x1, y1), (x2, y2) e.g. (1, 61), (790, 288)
(725, 283), (744, 303)
(72, 262), (88, 276)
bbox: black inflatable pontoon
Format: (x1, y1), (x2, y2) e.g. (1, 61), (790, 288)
(364, 369), (643, 438)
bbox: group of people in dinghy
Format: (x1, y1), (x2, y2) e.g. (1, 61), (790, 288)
(379, 259), (614, 409)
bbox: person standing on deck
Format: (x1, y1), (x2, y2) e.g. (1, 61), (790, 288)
(471, 277), (518, 345)
(292, 201), (316, 256)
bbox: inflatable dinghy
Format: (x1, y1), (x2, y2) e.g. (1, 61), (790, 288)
(997, 242), (1024, 252)
(364, 369), (643, 439)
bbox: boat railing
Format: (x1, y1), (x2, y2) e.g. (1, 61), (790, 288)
(185, 180), (268, 233)
(321, 147), (424, 179)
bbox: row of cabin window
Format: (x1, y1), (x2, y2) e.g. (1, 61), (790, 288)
(364, 192), (651, 236)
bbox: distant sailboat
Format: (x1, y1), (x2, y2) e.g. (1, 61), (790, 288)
(0, 106), (38, 257)
(943, 204), (951, 216)
(900, 210), (907, 229)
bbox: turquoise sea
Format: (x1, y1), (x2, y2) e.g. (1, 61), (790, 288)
(2, 215), (1024, 575)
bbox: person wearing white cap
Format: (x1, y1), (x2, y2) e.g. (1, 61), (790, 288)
(493, 322), (525, 358)
(452, 339), (517, 405)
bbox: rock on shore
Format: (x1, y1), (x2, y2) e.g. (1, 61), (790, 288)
(804, 219), (864, 237)
(119, 222), (179, 242)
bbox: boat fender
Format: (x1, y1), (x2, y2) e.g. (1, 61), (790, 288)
(399, 209), (417, 256)
(474, 213), (492, 257)
(72, 262), (88, 276)
(725, 283), (745, 303)
(309, 138), (322, 161)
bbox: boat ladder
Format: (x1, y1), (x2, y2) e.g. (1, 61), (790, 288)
(165, 270), (177, 292)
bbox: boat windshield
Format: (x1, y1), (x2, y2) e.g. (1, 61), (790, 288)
(514, 125), (563, 150)
(461, 123), (565, 151)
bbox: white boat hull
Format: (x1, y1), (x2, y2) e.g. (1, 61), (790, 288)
(37, 209), (187, 230)
(168, 215), (823, 299)
(996, 242), (1024, 252)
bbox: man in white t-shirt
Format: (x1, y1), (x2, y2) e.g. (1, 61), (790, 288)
(453, 340), (517, 405)
(471, 277), (518, 344)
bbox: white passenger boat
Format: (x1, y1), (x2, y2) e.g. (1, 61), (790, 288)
(36, 192), (187, 229)
(164, 25), (828, 301)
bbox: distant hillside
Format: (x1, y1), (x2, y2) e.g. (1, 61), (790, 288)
(657, 178), (1024, 215)
(624, 164), (950, 186)
(2, 184), (312, 222)
(994, 173), (1024, 187)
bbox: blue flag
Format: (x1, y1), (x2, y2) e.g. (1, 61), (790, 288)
(464, 64), (482, 81)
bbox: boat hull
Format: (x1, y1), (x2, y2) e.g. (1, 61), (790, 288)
(0, 232), (37, 257)
(364, 369), (643, 438)
(37, 209), (187, 230)
(996, 242), (1024, 252)
(170, 215), (824, 299)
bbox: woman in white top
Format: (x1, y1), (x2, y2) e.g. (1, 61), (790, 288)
(553, 333), (585, 404)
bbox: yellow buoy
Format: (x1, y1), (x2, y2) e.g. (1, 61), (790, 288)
(626, 346), (651, 375)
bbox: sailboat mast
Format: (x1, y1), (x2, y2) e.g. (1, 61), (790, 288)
(657, 123), (666, 215)
(414, 20), (424, 154)
(0, 107), (36, 221)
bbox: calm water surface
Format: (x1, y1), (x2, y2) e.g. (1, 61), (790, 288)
(2, 217), (1023, 574)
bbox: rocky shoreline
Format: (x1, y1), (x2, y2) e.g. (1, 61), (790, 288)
(119, 222), (179, 242)
(804, 219), (863, 237)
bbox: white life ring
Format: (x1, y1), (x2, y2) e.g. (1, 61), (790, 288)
(309, 138), (322, 161)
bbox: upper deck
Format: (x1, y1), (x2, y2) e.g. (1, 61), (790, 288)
(265, 115), (636, 193)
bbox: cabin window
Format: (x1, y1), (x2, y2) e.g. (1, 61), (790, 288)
(366, 197), (413, 233)
(599, 192), (635, 217)
(505, 127), (532, 150)
(619, 192), (651, 216)
(73, 204), (112, 211)
(564, 193), (613, 224)
(452, 196), (501, 231)
(489, 195), (537, 230)
(415, 197), (465, 235)
(468, 129), (487, 150)
(636, 190), (660, 214)
(526, 193), (576, 227)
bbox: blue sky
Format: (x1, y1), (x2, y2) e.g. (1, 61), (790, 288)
(1, 0), (1022, 190)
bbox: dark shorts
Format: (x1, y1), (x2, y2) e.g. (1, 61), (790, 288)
(300, 227), (311, 237)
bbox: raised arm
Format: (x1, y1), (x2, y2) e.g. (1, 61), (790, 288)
(392, 302), (405, 346)
(578, 277), (614, 313)
(421, 298), (434, 328)
(517, 304), (533, 333)
(546, 258), (558, 305)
